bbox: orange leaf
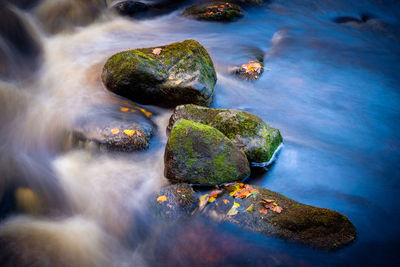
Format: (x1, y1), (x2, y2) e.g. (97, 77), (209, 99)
(262, 198), (276, 203)
(259, 208), (268, 214)
(270, 206), (283, 213)
(120, 107), (129, 112)
(157, 195), (167, 202)
(110, 128), (120, 135)
(223, 199), (229, 204)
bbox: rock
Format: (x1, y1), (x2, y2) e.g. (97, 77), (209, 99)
(112, 1), (149, 17)
(168, 104), (283, 164)
(102, 40), (217, 108)
(35, 0), (107, 34)
(233, 60), (264, 80)
(182, 2), (243, 22)
(200, 183), (357, 250)
(70, 104), (155, 152)
(164, 119), (250, 185)
(151, 183), (197, 219)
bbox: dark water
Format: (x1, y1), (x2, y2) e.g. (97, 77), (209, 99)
(0, 0), (399, 266)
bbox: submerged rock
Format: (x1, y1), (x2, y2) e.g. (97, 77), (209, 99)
(112, 1), (149, 17)
(164, 119), (250, 185)
(168, 104), (283, 164)
(183, 2), (243, 22)
(151, 183), (197, 219)
(102, 40), (217, 108)
(70, 104), (155, 152)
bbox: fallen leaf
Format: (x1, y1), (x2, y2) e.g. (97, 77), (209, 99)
(262, 198), (276, 203)
(110, 128), (120, 135)
(245, 204), (254, 211)
(137, 107), (152, 117)
(270, 206), (283, 213)
(241, 61), (263, 75)
(199, 193), (210, 210)
(123, 129), (136, 136)
(223, 199), (229, 204)
(152, 48), (162, 55)
(209, 190), (222, 198)
(157, 195), (167, 202)
(227, 202), (240, 216)
(120, 107), (129, 112)
(259, 208), (268, 214)
(136, 131), (142, 137)
(208, 197), (216, 203)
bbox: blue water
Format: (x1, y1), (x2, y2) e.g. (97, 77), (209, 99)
(0, 0), (399, 266)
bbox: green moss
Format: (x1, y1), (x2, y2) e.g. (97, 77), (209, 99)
(168, 105), (283, 163)
(165, 119), (250, 184)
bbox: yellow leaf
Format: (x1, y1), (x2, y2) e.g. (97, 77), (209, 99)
(123, 129), (136, 136)
(245, 204), (254, 212)
(110, 128), (120, 135)
(199, 193), (209, 210)
(227, 202), (240, 216)
(137, 107), (152, 117)
(208, 197), (216, 203)
(120, 107), (129, 112)
(157, 195), (167, 202)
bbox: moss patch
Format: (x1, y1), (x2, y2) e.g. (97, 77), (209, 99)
(165, 119), (250, 185)
(168, 104), (283, 163)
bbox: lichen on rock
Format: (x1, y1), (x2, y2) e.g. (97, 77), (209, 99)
(168, 104), (283, 164)
(164, 119), (250, 185)
(102, 40), (217, 108)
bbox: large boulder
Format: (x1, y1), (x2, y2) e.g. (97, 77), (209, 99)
(151, 182), (357, 250)
(200, 183), (357, 250)
(164, 119), (250, 185)
(168, 104), (283, 164)
(102, 40), (217, 108)
(70, 104), (155, 152)
(182, 2), (243, 22)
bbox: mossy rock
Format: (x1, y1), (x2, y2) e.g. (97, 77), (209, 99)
(164, 119), (250, 185)
(102, 40), (217, 108)
(182, 2), (243, 22)
(70, 104), (155, 152)
(151, 183), (197, 219)
(200, 184), (357, 250)
(233, 60), (264, 81)
(168, 104), (283, 164)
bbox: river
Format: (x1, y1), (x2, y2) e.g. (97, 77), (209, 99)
(0, 0), (399, 266)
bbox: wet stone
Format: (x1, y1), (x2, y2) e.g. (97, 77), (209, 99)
(70, 104), (155, 152)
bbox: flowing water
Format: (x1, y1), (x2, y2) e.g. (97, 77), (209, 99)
(0, 0), (400, 266)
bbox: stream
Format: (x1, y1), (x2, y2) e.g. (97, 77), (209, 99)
(0, 0), (400, 266)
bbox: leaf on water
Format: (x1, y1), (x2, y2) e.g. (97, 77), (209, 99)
(157, 195), (167, 202)
(227, 202), (240, 216)
(223, 199), (229, 204)
(111, 128), (120, 135)
(136, 131), (142, 137)
(123, 129), (136, 136)
(120, 107), (129, 112)
(208, 197), (216, 203)
(209, 190), (222, 198)
(259, 208), (268, 214)
(137, 107), (152, 117)
(199, 194), (210, 210)
(152, 48), (162, 55)
(245, 204), (254, 212)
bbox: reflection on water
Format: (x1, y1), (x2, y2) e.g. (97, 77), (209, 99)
(0, 0), (400, 266)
